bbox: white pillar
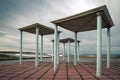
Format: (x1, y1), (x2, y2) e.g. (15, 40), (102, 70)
(63, 43), (65, 60)
(19, 31), (23, 64)
(52, 41), (54, 61)
(74, 32), (77, 65)
(107, 28), (111, 68)
(57, 33), (60, 64)
(54, 25), (58, 71)
(77, 41), (80, 61)
(67, 40), (70, 62)
(35, 27), (39, 67)
(40, 35), (43, 62)
(96, 12), (102, 77)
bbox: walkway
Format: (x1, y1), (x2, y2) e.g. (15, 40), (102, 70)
(0, 61), (120, 80)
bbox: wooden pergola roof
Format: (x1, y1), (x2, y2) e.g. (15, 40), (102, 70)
(18, 23), (56, 35)
(51, 5), (114, 32)
(51, 38), (80, 43)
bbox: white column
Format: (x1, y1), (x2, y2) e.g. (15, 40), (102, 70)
(74, 32), (77, 65)
(67, 40), (70, 62)
(35, 27), (39, 67)
(40, 35), (43, 62)
(52, 41), (54, 61)
(63, 43), (65, 60)
(57, 33), (60, 64)
(96, 12), (102, 77)
(77, 41), (80, 61)
(19, 31), (23, 64)
(107, 28), (111, 68)
(54, 25), (58, 71)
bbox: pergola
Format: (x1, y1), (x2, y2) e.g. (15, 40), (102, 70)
(18, 23), (57, 67)
(51, 38), (81, 63)
(51, 5), (114, 77)
(59, 38), (81, 62)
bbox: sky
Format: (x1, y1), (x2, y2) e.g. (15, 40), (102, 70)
(0, 0), (120, 55)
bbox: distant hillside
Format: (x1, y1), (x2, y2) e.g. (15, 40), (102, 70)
(80, 54), (120, 58)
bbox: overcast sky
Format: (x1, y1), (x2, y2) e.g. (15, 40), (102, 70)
(0, 0), (120, 55)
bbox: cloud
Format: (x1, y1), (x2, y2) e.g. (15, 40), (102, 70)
(0, 0), (120, 54)
(0, 31), (7, 37)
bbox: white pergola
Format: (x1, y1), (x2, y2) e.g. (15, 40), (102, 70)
(51, 5), (114, 77)
(18, 23), (56, 67)
(51, 38), (81, 63)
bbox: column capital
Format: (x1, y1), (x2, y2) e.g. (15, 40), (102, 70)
(20, 30), (23, 32)
(96, 12), (103, 16)
(58, 31), (61, 34)
(107, 27), (111, 29)
(74, 32), (78, 34)
(55, 24), (58, 27)
(36, 26), (39, 29)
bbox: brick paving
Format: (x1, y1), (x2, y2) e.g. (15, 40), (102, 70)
(0, 61), (120, 80)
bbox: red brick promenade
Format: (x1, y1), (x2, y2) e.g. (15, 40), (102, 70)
(0, 61), (120, 80)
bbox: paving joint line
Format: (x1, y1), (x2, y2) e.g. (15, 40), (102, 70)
(24, 62), (50, 80)
(71, 62), (84, 80)
(66, 62), (69, 80)
(52, 62), (61, 80)
(103, 66), (120, 75)
(0, 62), (34, 78)
(0, 62), (29, 74)
(85, 62), (115, 80)
(38, 63), (53, 80)
(78, 62), (99, 80)
(8, 62), (45, 80)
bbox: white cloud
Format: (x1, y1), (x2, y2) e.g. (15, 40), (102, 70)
(0, 0), (120, 54)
